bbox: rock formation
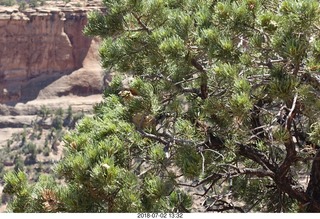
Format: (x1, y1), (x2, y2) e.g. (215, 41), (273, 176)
(0, 3), (107, 212)
(0, 2), (105, 104)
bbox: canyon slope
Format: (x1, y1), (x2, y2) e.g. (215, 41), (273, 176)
(0, 1), (108, 211)
(0, 1), (106, 105)
(0, 0), (111, 147)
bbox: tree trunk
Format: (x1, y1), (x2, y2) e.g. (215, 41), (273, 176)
(306, 150), (320, 212)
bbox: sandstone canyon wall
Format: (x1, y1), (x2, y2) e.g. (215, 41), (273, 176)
(0, 4), (105, 104)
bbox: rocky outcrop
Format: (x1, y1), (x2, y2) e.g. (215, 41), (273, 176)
(0, 3), (105, 104)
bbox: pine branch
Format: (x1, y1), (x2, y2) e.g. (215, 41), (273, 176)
(177, 173), (222, 188)
(277, 94), (299, 180)
(237, 143), (277, 172)
(190, 58), (208, 99)
(251, 99), (266, 139)
(234, 168), (274, 178)
(257, 58), (288, 68)
(221, 164), (275, 178)
(138, 129), (168, 145)
(160, 130), (205, 146)
(132, 12), (151, 34)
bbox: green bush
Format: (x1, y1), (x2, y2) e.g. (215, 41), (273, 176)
(18, 1), (26, 11)
(52, 116), (63, 130)
(36, 147), (43, 154)
(22, 142), (37, 156)
(13, 156), (24, 172)
(24, 154), (36, 165)
(29, 0), (38, 8)
(38, 105), (51, 119)
(0, 162), (5, 178)
(0, 0), (16, 6)
(43, 147), (50, 157)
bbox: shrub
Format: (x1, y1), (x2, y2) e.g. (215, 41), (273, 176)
(38, 105), (51, 119)
(13, 156), (24, 172)
(28, 0), (38, 8)
(0, 0), (16, 6)
(18, 1), (26, 11)
(42, 147), (50, 157)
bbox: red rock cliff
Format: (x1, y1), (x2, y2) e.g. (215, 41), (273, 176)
(0, 5), (105, 104)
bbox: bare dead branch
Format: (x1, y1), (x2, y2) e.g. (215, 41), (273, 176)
(177, 173), (222, 188)
(219, 164), (274, 178)
(285, 93), (298, 130)
(138, 130), (168, 145)
(237, 168), (274, 178)
(277, 94), (299, 180)
(160, 130), (205, 146)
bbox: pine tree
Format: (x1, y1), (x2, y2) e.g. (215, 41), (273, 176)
(4, 0), (320, 212)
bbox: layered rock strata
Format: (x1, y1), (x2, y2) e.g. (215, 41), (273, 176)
(0, 4), (105, 104)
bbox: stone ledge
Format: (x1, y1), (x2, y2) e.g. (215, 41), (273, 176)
(0, 1), (105, 20)
(0, 6), (104, 21)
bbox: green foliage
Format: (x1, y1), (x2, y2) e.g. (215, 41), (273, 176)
(3, 171), (28, 195)
(22, 142), (36, 156)
(13, 156), (24, 172)
(4, 95), (191, 212)
(0, 0), (15, 6)
(29, 0), (39, 7)
(21, 126), (27, 147)
(5, 0), (320, 213)
(0, 162), (5, 179)
(42, 146), (50, 157)
(169, 190), (192, 212)
(175, 145), (201, 179)
(38, 105), (51, 119)
(51, 107), (64, 130)
(18, 1), (27, 11)
(309, 122), (320, 145)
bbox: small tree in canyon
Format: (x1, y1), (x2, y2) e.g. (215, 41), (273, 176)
(4, 0), (320, 212)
